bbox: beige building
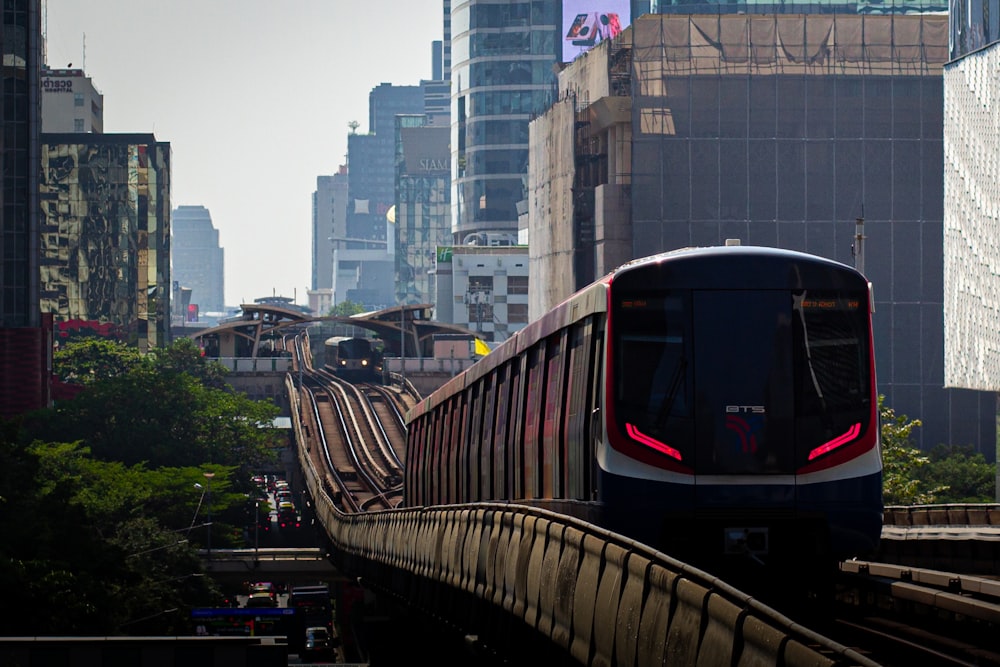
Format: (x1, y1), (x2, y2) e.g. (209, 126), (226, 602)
(41, 68), (103, 133)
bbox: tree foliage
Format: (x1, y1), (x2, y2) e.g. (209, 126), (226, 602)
(25, 339), (281, 471)
(916, 444), (996, 503)
(0, 437), (225, 634)
(328, 300), (366, 317)
(880, 396), (997, 505)
(879, 396), (942, 505)
(1, 338), (283, 634)
(53, 337), (143, 385)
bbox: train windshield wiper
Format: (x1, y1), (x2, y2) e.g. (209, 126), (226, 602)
(654, 356), (686, 432)
(793, 291), (827, 414)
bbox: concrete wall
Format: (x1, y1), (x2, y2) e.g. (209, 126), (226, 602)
(527, 97), (577, 321)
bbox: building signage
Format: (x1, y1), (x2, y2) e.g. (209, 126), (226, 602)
(561, 0), (631, 63)
(419, 158), (449, 171)
(42, 78), (74, 93)
(401, 127), (450, 174)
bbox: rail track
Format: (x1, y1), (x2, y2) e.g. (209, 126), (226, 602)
(800, 560), (1000, 666)
(291, 335), (404, 513)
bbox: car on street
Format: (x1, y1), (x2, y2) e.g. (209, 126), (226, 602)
(301, 626), (336, 662)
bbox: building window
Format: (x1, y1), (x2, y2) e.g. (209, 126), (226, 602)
(74, 93), (84, 107)
(508, 304), (528, 323)
(508, 275), (528, 295)
(74, 118), (85, 132)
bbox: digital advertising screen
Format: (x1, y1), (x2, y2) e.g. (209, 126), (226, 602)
(561, 0), (631, 63)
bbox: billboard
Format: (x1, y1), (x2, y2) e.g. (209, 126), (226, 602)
(561, 0), (631, 63)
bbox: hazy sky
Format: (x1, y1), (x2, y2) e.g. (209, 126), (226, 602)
(44, 0), (444, 308)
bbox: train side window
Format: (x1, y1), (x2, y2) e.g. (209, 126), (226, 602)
(505, 357), (525, 500)
(468, 380), (484, 502)
(491, 362), (515, 498)
(543, 331), (568, 499)
(452, 394), (467, 503)
(564, 320), (590, 500)
(483, 370), (499, 500)
(442, 398), (455, 503)
(522, 343), (546, 500)
(431, 408), (445, 502)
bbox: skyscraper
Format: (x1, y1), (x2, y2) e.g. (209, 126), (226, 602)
(40, 133), (172, 352)
(172, 205), (225, 317)
(0, 0), (48, 417)
(341, 83), (425, 310)
(449, 0), (561, 244)
(395, 116), (451, 306)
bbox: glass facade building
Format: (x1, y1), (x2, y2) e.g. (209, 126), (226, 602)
(40, 134), (172, 352)
(450, 0), (561, 241)
(395, 118), (451, 306)
(1, 0), (41, 329)
(0, 0), (48, 418)
(172, 205), (225, 315)
(949, 0), (1000, 58)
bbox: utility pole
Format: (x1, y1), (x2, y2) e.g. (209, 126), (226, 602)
(203, 472), (215, 557)
(400, 305), (406, 382)
(853, 217), (865, 275)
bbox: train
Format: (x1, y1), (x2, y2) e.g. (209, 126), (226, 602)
(403, 244), (882, 587)
(324, 336), (382, 380)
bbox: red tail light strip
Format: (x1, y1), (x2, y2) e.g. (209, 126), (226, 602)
(807, 422), (861, 461)
(626, 423), (683, 461)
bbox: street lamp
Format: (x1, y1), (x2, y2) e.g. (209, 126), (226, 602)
(203, 472), (215, 556)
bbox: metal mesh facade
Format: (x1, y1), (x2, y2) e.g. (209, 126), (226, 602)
(944, 44), (1000, 392)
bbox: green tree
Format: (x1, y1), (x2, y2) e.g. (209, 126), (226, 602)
(24, 340), (281, 471)
(880, 395), (942, 505)
(328, 300), (365, 317)
(0, 437), (222, 634)
(916, 444), (996, 503)
(53, 338), (143, 385)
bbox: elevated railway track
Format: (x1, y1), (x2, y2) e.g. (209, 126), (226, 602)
(283, 331), (1000, 665)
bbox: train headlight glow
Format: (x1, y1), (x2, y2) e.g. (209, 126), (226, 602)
(361, 359), (369, 366)
(807, 422), (861, 461)
(625, 423), (682, 461)
(339, 360), (346, 366)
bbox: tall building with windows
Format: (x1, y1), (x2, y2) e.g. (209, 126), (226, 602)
(311, 169), (348, 314)
(172, 205), (224, 318)
(449, 0), (561, 244)
(341, 83), (426, 310)
(40, 133), (172, 352)
(40, 67), (103, 133)
(0, 0), (49, 417)
(395, 117), (451, 307)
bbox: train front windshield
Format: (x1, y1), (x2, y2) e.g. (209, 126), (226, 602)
(613, 288), (871, 473)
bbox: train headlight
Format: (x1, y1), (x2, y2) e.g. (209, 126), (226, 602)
(361, 359), (369, 366)
(339, 360), (346, 366)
